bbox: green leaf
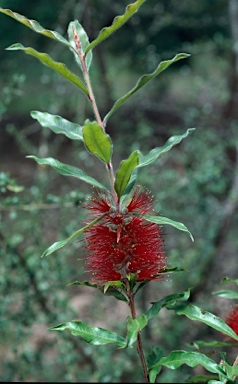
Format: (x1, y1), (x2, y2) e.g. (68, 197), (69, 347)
(31, 111), (83, 141)
(147, 348), (164, 383)
(127, 315), (148, 347)
(82, 121), (113, 163)
(146, 289), (191, 321)
(149, 351), (226, 378)
(174, 304), (238, 342)
(67, 20), (93, 71)
(138, 128), (195, 168)
(104, 281), (125, 294)
(85, 0), (146, 55)
(68, 281), (128, 302)
(212, 290), (238, 299)
(103, 53), (190, 123)
(145, 215), (194, 241)
(67, 281), (98, 289)
(185, 375), (219, 383)
(191, 340), (238, 349)
(26, 156), (106, 190)
(222, 276), (238, 285)
(115, 150), (141, 199)
(42, 214), (106, 257)
(207, 381), (224, 384)
(222, 361), (238, 381)
(0, 8), (71, 47)
(119, 168), (138, 205)
(50, 321), (127, 348)
(7, 44), (89, 96)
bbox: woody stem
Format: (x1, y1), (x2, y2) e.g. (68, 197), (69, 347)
(126, 280), (150, 383)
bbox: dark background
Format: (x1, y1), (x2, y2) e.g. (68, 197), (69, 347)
(0, 1), (238, 382)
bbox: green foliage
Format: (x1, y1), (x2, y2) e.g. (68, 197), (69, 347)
(115, 150), (140, 198)
(30, 111), (84, 141)
(51, 321), (127, 348)
(82, 120), (113, 164)
(7, 43), (89, 95)
(27, 156), (107, 189)
(1, 0), (238, 383)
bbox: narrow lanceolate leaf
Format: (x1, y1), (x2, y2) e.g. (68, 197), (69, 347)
(103, 53), (190, 123)
(127, 315), (147, 347)
(149, 351), (226, 380)
(192, 340), (238, 348)
(183, 375), (219, 383)
(0, 8), (71, 47)
(7, 44), (89, 96)
(82, 121), (112, 163)
(138, 128), (195, 168)
(85, 0), (146, 55)
(104, 281), (125, 294)
(174, 304), (238, 342)
(222, 276), (238, 285)
(223, 362), (238, 381)
(146, 289), (191, 321)
(26, 156), (106, 190)
(115, 150), (141, 199)
(119, 168), (138, 205)
(212, 290), (238, 299)
(68, 281), (127, 302)
(42, 214), (106, 257)
(50, 321), (127, 348)
(31, 111), (83, 141)
(145, 215), (194, 241)
(68, 20), (92, 71)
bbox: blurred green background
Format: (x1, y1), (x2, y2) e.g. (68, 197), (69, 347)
(0, 0), (238, 382)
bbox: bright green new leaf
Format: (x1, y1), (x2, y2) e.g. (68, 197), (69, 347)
(174, 304), (238, 342)
(0, 8), (71, 47)
(146, 289), (191, 321)
(115, 150), (141, 199)
(31, 111), (83, 141)
(138, 128), (195, 168)
(149, 351), (226, 380)
(6, 44), (89, 95)
(26, 156), (106, 190)
(119, 168), (138, 205)
(212, 289), (238, 299)
(104, 281), (125, 294)
(145, 215), (194, 241)
(222, 361), (238, 381)
(41, 214), (106, 257)
(127, 315), (148, 347)
(85, 0), (146, 55)
(82, 121), (113, 163)
(50, 321), (127, 348)
(68, 20), (92, 71)
(103, 53), (190, 124)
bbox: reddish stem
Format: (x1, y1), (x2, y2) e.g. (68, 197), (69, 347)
(125, 279), (150, 383)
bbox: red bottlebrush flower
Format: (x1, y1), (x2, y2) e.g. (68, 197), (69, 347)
(225, 305), (238, 337)
(83, 186), (166, 286)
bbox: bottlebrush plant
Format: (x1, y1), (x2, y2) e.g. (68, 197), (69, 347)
(1, 1), (238, 383)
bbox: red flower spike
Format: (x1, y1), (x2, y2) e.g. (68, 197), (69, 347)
(83, 187), (167, 286)
(225, 305), (238, 336)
